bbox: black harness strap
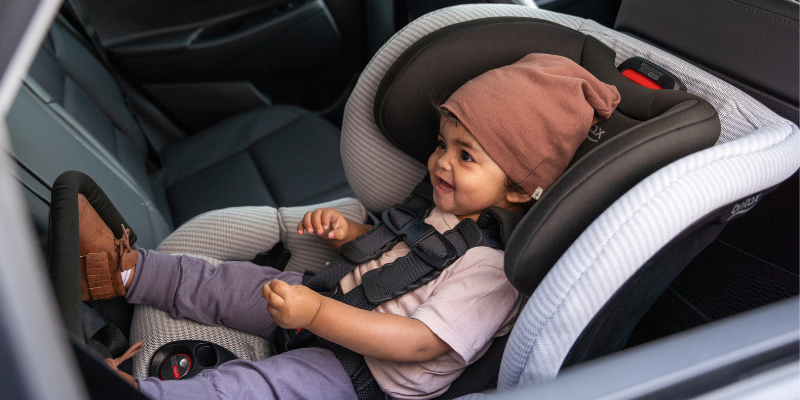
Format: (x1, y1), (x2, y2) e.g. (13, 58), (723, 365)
(81, 303), (134, 372)
(305, 183), (435, 294)
(340, 217), (501, 311)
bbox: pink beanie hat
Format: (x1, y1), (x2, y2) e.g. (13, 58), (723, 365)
(442, 53), (621, 198)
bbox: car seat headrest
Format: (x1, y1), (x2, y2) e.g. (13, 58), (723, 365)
(372, 18), (721, 295)
(374, 17), (698, 165)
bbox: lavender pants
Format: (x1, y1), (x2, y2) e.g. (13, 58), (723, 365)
(125, 250), (358, 400)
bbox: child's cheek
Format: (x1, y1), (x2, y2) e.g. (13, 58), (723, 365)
(427, 153), (439, 176)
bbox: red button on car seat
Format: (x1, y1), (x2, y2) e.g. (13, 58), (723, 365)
(621, 69), (663, 89)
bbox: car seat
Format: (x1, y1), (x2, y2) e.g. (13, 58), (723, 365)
(41, 2), (799, 399)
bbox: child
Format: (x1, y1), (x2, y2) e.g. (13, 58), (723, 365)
(81, 53), (620, 400)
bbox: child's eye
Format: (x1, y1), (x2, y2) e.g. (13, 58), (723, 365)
(437, 139), (446, 150)
(460, 150), (473, 162)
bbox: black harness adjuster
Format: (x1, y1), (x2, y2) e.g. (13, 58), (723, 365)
(340, 224), (401, 265)
(411, 236), (457, 269)
(360, 269), (390, 304)
(382, 206), (458, 268)
(382, 206), (434, 245)
(455, 218), (482, 248)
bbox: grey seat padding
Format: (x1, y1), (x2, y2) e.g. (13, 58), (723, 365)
(21, 17), (352, 228)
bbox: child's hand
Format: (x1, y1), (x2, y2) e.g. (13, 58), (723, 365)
(262, 279), (322, 329)
(297, 208), (350, 241)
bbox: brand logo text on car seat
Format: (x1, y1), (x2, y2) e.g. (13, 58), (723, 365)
(638, 62), (664, 81)
(728, 194), (760, 221)
(586, 124), (605, 142)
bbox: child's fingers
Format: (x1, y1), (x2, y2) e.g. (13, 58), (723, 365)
(328, 215), (347, 240)
(303, 210), (317, 233)
(319, 208), (335, 231)
(297, 212), (310, 235)
(302, 211), (315, 234)
(320, 209), (346, 239)
(320, 208), (337, 231)
(269, 279), (294, 299)
(330, 229), (347, 240)
(266, 304), (279, 319)
(297, 208), (346, 239)
(311, 209), (326, 235)
(262, 282), (285, 308)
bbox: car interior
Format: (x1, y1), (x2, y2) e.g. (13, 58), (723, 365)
(0, 0), (797, 399)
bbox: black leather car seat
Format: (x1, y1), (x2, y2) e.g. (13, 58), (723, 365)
(17, 16), (353, 230)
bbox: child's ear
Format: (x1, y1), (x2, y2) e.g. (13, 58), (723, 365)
(505, 190), (531, 205)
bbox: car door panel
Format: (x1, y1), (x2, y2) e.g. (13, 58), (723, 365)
(105, 0), (341, 82)
(77, 0), (363, 131)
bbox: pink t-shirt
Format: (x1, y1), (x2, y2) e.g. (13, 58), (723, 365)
(338, 207), (522, 399)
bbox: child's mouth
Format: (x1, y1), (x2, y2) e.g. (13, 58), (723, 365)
(435, 179), (455, 194)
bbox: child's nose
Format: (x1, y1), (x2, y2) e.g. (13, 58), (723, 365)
(436, 151), (454, 170)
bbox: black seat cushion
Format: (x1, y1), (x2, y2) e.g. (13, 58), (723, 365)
(158, 105), (354, 226)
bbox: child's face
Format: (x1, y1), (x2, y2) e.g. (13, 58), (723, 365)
(428, 116), (528, 220)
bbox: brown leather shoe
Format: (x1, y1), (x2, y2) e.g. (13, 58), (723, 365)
(79, 194), (138, 301)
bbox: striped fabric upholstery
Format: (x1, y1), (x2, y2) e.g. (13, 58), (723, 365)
(154, 197), (367, 274)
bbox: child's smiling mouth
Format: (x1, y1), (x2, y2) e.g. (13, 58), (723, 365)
(434, 178), (455, 194)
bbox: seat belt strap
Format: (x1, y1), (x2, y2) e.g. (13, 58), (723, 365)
(81, 303), (130, 360)
(305, 181), (435, 293)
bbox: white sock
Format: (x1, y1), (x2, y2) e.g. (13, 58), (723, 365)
(121, 269), (132, 287)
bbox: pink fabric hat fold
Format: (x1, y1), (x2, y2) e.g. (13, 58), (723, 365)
(442, 53), (621, 196)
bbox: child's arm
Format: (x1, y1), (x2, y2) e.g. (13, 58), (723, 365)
(263, 280), (452, 363)
(297, 208), (373, 250)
